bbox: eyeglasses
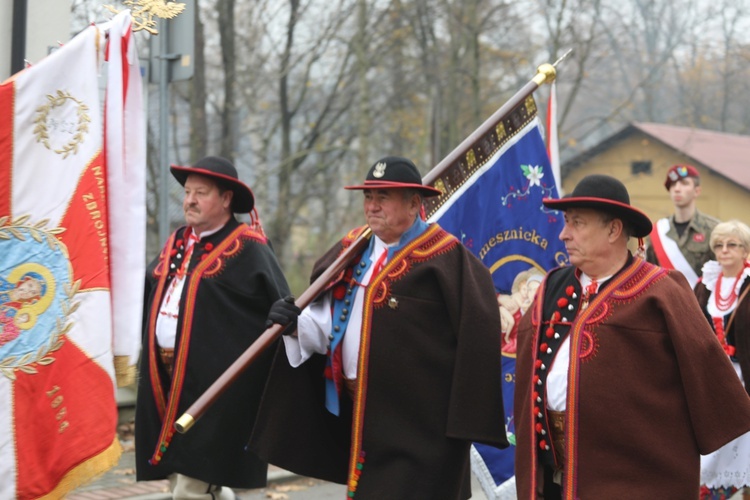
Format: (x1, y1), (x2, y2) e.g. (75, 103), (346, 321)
(713, 242), (744, 251)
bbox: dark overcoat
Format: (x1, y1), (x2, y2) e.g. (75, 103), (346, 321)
(136, 219), (290, 488)
(251, 224), (508, 499)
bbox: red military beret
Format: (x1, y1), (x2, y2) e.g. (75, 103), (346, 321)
(664, 164), (700, 190)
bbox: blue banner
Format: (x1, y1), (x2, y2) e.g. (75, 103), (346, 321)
(429, 117), (567, 498)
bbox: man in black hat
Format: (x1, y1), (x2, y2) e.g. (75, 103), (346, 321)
(251, 156), (508, 499)
(135, 156), (291, 498)
(513, 174), (750, 498)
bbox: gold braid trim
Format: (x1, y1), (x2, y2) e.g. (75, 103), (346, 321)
(38, 436), (121, 499)
(114, 355), (136, 387)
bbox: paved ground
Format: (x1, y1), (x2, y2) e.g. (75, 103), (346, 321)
(66, 417), (486, 499)
(66, 418), (322, 500)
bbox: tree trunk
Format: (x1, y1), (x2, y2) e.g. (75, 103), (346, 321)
(190, 0), (207, 163)
(218, 0), (237, 161)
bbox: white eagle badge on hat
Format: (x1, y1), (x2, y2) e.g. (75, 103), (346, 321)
(373, 162), (387, 178)
(668, 170), (679, 182)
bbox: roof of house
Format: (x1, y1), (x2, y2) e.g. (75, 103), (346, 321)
(563, 122), (750, 191)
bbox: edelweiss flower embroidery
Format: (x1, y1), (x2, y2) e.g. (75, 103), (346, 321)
(524, 165), (544, 187)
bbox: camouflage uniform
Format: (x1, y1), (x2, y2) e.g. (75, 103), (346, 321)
(646, 209), (720, 278)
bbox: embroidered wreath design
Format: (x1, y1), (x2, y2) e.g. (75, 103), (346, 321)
(0, 216), (76, 379)
(33, 90), (90, 159)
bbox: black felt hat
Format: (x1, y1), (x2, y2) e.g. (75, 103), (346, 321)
(170, 156), (255, 213)
(344, 156), (442, 197)
(543, 174), (652, 238)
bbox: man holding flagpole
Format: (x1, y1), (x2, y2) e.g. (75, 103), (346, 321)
(254, 156), (508, 499)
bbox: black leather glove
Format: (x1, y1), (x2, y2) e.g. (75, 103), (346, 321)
(265, 295), (301, 335)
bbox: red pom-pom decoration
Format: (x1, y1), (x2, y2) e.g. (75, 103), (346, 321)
(333, 285), (346, 300)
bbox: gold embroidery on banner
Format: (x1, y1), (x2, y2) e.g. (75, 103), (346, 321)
(496, 122), (507, 141)
(104, 0), (186, 35)
(466, 150), (477, 169)
(422, 98), (536, 220)
(33, 91), (91, 159)
(46, 385), (70, 433)
(434, 178), (447, 195)
(525, 95), (537, 115)
(81, 165), (109, 262)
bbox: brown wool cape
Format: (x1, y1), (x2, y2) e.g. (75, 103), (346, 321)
(135, 218), (291, 488)
(250, 224), (508, 500)
(514, 258), (750, 499)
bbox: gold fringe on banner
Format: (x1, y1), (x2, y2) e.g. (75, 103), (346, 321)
(114, 355), (137, 388)
(39, 437), (122, 499)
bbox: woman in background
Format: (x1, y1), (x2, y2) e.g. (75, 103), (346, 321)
(694, 220), (750, 499)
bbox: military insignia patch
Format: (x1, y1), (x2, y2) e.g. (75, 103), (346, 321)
(373, 162), (387, 178)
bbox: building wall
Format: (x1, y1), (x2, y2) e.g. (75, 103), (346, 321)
(562, 131), (750, 229)
(0, 3), (13, 79)
(1, 0), (71, 81)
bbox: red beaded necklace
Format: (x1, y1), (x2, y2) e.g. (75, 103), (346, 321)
(714, 267), (745, 312)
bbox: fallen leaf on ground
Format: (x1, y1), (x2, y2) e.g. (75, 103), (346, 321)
(265, 493), (288, 500)
(274, 484), (308, 492)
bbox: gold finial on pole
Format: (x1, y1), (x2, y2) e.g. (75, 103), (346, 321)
(532, 48), (573, 86)
(175, 413), (195, 433)
(104, 0), (186, 34)
(533, 63), (556, 86)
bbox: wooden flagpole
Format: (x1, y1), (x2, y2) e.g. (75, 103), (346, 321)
(175, 61), (559, 433)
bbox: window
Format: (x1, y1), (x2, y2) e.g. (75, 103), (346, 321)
(631, 161), (652, 175)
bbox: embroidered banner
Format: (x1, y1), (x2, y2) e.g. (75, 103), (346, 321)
(427, 98), (567, 498)
(0, 11), (144, 498)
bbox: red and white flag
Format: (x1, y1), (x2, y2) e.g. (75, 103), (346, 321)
(546, 80), (562, 195)
(0, 11), (145, 498)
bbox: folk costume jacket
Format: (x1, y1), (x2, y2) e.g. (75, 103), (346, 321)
(515, 257), (750, 499)
(135, 218), (290, 488)
(251, 223), (508, 499)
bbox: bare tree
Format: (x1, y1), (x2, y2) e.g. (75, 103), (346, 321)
(218, 0), (237, 160)
(190, 0), (208, 162)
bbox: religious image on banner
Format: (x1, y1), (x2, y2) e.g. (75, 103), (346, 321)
(424, 96), (567, 498)
(0, 11), (145, 499)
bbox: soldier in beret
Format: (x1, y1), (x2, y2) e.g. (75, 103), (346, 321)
(135, 156), (291, 499)
(253, 156), (508, 499)
(514, 174), (750, 498)
(646, 164), (719, 288)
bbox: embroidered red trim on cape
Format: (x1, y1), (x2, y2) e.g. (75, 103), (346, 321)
(524, 259), (668, 499)
(561, 259), (666, 498)
(145, 223), (258, 464)
(344, 224), (457, 497)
